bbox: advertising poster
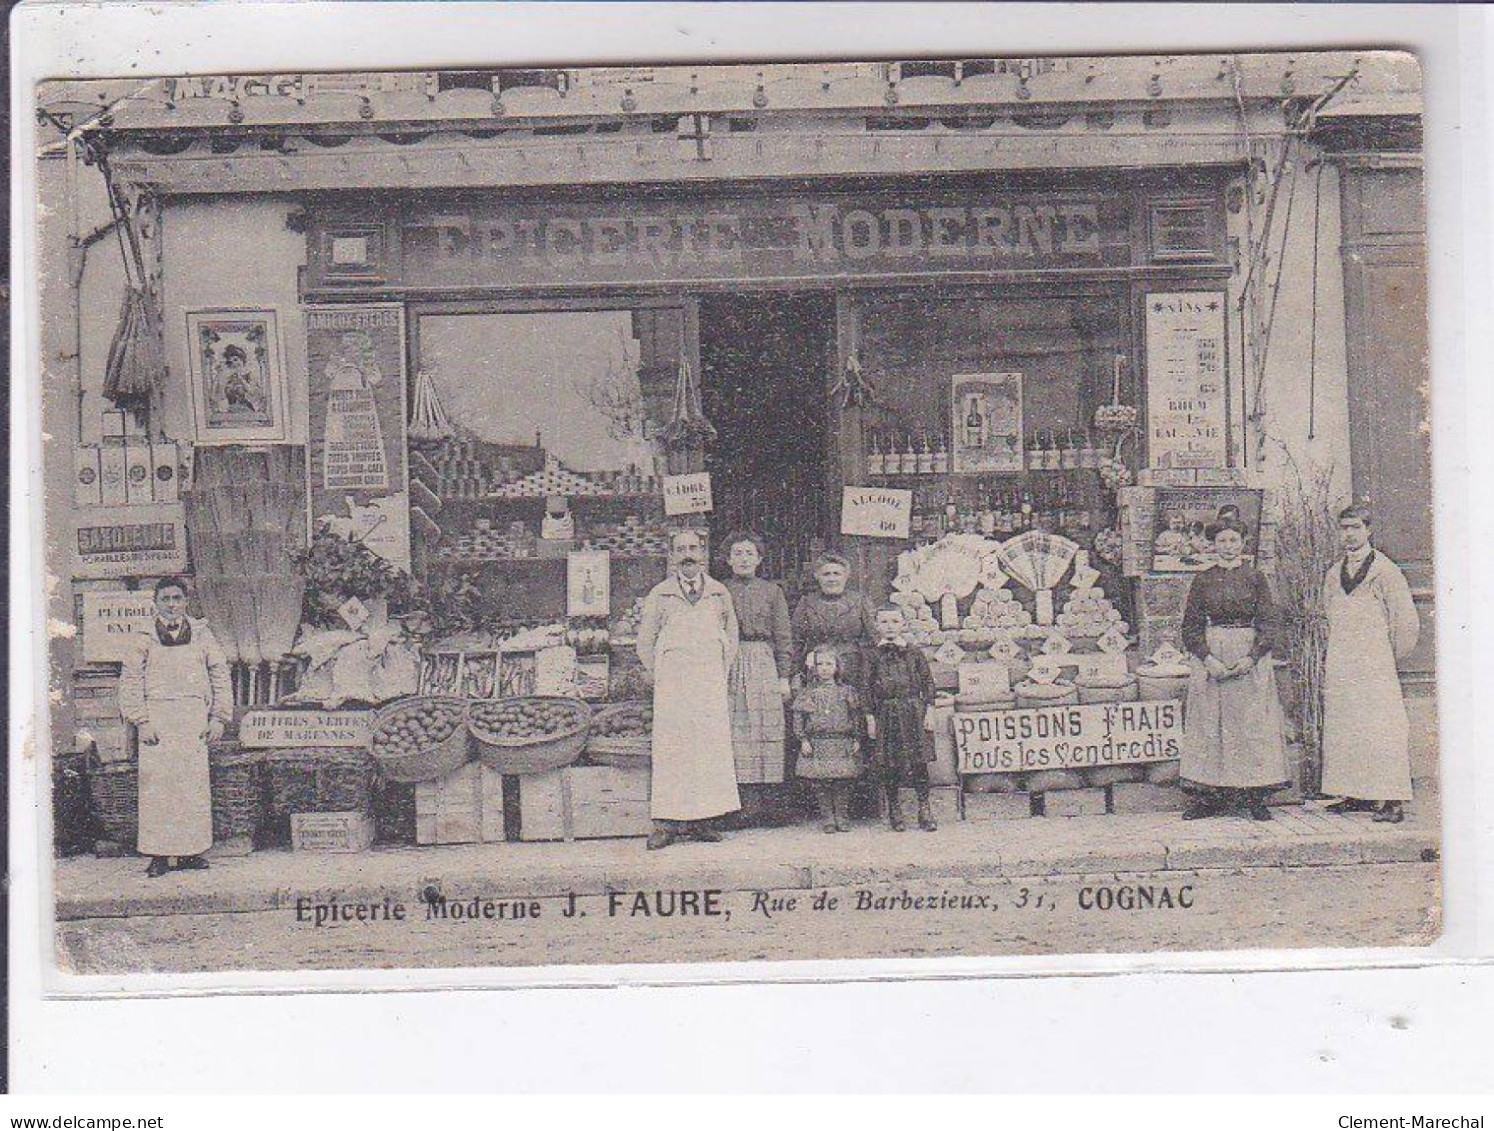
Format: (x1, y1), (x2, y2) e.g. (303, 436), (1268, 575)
(305, 305), (411, 571)
(951, 372), (1023, 473)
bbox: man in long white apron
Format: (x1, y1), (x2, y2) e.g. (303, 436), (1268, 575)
(119, 577), (234, 876)
(1321, 505), (1421, 823)
(636, 529), (741, 850)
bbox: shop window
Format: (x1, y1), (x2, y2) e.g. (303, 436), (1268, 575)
(855, 292), (1134, 545)
(417, 309), (679, 477)
(411, 309), (685, 623)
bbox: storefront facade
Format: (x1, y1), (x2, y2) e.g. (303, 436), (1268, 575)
(39, 56), (1428, 842)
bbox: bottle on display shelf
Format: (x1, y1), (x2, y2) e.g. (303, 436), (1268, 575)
(899, 431), (919, 475)
(916, 431), (934, 475)
(866, 430), (884, 476)
(881, 432), (900, 475)
(1020, 489), (1034, 531)
(931, 430), (949, 474)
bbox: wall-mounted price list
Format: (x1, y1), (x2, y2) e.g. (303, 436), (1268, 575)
(1144, 292), (1228, 470)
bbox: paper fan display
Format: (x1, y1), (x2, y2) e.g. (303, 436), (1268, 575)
(996, 531), (1080, 626)
(903, 535), (987, 629)
(996, 531), (1080, 591)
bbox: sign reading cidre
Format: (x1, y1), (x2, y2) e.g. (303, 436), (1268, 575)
(240, 710), (373, 749)
(954, 701), (1183, 774)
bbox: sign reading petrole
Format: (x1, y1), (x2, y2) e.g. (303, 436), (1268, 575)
(954, 701), (1184, 774)
(240, 710), (374, 748)
(841, 486), (913, 539)
(81, 591), (158, 663)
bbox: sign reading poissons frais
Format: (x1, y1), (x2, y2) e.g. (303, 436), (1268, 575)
(954, 701), (1183, 774)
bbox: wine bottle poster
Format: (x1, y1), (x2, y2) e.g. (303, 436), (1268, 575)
(951, 372), (1023, 473)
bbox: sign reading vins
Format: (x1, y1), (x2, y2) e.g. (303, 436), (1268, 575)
(953, 701), (1183, 774)
(1144, 292), (1228, 471)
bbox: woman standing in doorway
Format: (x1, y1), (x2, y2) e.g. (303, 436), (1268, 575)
(720, 531), (794, 826)
(1178, 511), (1290, 821)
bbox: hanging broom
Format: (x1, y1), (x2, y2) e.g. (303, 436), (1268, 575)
(408, 369), (454, 442)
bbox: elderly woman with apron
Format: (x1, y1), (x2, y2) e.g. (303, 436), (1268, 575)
(1178, 513), (1289, 821)
(118, 577), (233, 877)
(791, 553), (876, 697)
(720, 532), (794, 825)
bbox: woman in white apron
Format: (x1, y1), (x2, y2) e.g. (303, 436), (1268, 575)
(1321, 505), (1421, 822)
(118, 578), (233, 876)
(1178, 514), (1289, 821)
(635, 531), (741, 850)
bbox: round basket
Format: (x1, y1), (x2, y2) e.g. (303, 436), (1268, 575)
(209, 741), (264, 841)
(86, 756), (138, 845)
(368, 696), (470, 784)
(1076, 678), (1139, 705)
(1015, 681), (1078, 709)
(468, 696), (592, 775)
(586, 701), (652, 767)
(1136, 670), (1190, 702)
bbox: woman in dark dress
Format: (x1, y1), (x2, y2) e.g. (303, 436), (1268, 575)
(791, 553), (876, 697)
(1179, 514), (1290, 821)
(720, 531), (793, 824)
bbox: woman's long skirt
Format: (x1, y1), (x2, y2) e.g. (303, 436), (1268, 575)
(1181, 626), (1290, 790)
(728, 640), (787, 785)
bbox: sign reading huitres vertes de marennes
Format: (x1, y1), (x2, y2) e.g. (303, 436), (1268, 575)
(954, 702), (1184, 774)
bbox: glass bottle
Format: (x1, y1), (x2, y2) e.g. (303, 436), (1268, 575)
(963, 395), (985, 450)
(866, 429), (884, 476)
(931, 430), (949, 475)
(884, 431), (902, 476)
(900, 431), (919, 476)
(916, 430), (934, 475)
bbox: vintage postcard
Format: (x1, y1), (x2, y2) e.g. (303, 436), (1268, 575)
(33, 50), (1440, 982)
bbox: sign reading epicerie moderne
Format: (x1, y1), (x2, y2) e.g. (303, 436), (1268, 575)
(954, 701), (1183, 774)
(392, 195), (1126, 287)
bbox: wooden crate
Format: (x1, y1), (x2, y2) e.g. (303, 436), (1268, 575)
(517, 764), (651, 841)
(291, 811), (375, 853)
(414, 762), (507, 845)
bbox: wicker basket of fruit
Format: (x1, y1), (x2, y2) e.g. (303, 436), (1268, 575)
(468, 696), (592, 775)
(368, 696), (470, 783)
(586, 701), (652, 766)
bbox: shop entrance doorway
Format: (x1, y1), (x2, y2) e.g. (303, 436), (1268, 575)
(699, 293), (835, 593)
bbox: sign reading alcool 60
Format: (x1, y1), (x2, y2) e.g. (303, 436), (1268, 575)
(388, 194), (1128, 288)
(954, 701), (1184, 774)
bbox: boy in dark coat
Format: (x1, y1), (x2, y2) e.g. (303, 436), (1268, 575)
(865, 606), (938, 831)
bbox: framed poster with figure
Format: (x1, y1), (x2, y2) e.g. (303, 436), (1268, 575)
(185, 309), (289, 444)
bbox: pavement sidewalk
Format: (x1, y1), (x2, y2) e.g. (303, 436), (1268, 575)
(55, 797), (1438, 921)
